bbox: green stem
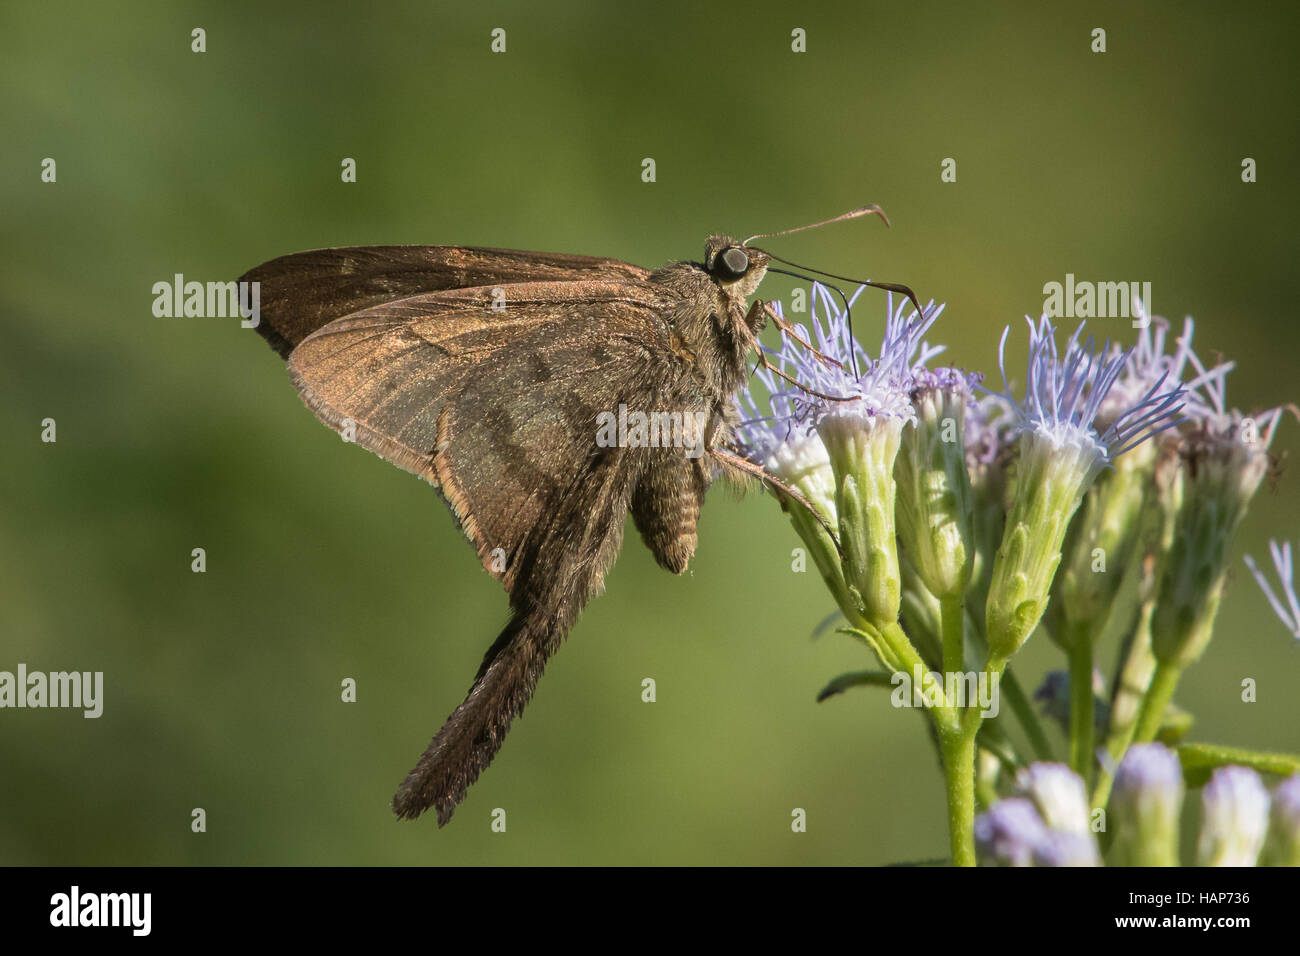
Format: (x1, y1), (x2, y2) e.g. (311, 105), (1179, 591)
(1068, 636), (1094, 786)
(1132, 658), (1184, 746)
(878, 621), (953, 717)
(942, 654), (1010, 866)
(1000, 667), (1054, 761)
(967, 604), (1052, 762)
(975, 751), (999, 811)
(940, 726), (977, 866)
(1092, 718), (1137, 811)
(1093, 600), (1158, 809)
(940, 594), (965, 677)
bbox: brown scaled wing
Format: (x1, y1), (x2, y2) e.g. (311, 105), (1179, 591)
(247, 247), (715, 824)
(242, 244), (649, 357)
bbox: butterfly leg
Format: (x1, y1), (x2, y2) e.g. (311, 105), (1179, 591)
(708, 445), (841, 550)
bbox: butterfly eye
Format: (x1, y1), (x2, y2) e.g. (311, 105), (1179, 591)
(715, 246), (749, 279)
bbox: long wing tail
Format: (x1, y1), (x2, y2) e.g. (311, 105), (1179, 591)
(391, 449), (635, 826)
(391, 611), (555, 825)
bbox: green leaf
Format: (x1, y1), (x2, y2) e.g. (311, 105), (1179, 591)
(1176, 743), (1300, 787)
(816, 669), (894, 702)
(835, 625), (893, 670)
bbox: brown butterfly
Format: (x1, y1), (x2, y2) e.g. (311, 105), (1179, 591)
(242, 207), (915, 825)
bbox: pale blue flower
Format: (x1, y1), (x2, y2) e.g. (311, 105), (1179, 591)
(974, 798), (1049, 867)
(1101, 306), (1232, 428)
(992, 315), (1186, 463)
(800, 285), (944, 426)
(1244, 539), (1300, 639)
(975, 779), (1101, 867)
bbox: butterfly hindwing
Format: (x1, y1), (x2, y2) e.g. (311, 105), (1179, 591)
(286, 279), (714, 592)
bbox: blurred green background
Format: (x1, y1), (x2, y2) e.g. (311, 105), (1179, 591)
(2, 0), (1298, 865)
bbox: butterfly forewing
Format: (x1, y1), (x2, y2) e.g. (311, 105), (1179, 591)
(243, 245), (650, 357)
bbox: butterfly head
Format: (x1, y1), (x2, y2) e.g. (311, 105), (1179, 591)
(705, 235), (769, 301)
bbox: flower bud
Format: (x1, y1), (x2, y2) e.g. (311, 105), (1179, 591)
(1197, 765), (1270, 867)
(1047, 441), (1153, 648)
(964, 405), (1013, 638)
(975, 798), (1049, 867)
(1015, 762), (1092, 834)
(984, 317), (1185, 664)
(1263, 773), (1300, 867)
(1152, 413), (1276, 667)
(895, 370), (978, 600)
(986, 430), (1103, 661)
(819, 414), (905, 629)
(975, 793), (1101, 867)
(1111, 743), (1185, 866)
(1030, 829), (1101, 867)
(763, 432), (856, 619)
